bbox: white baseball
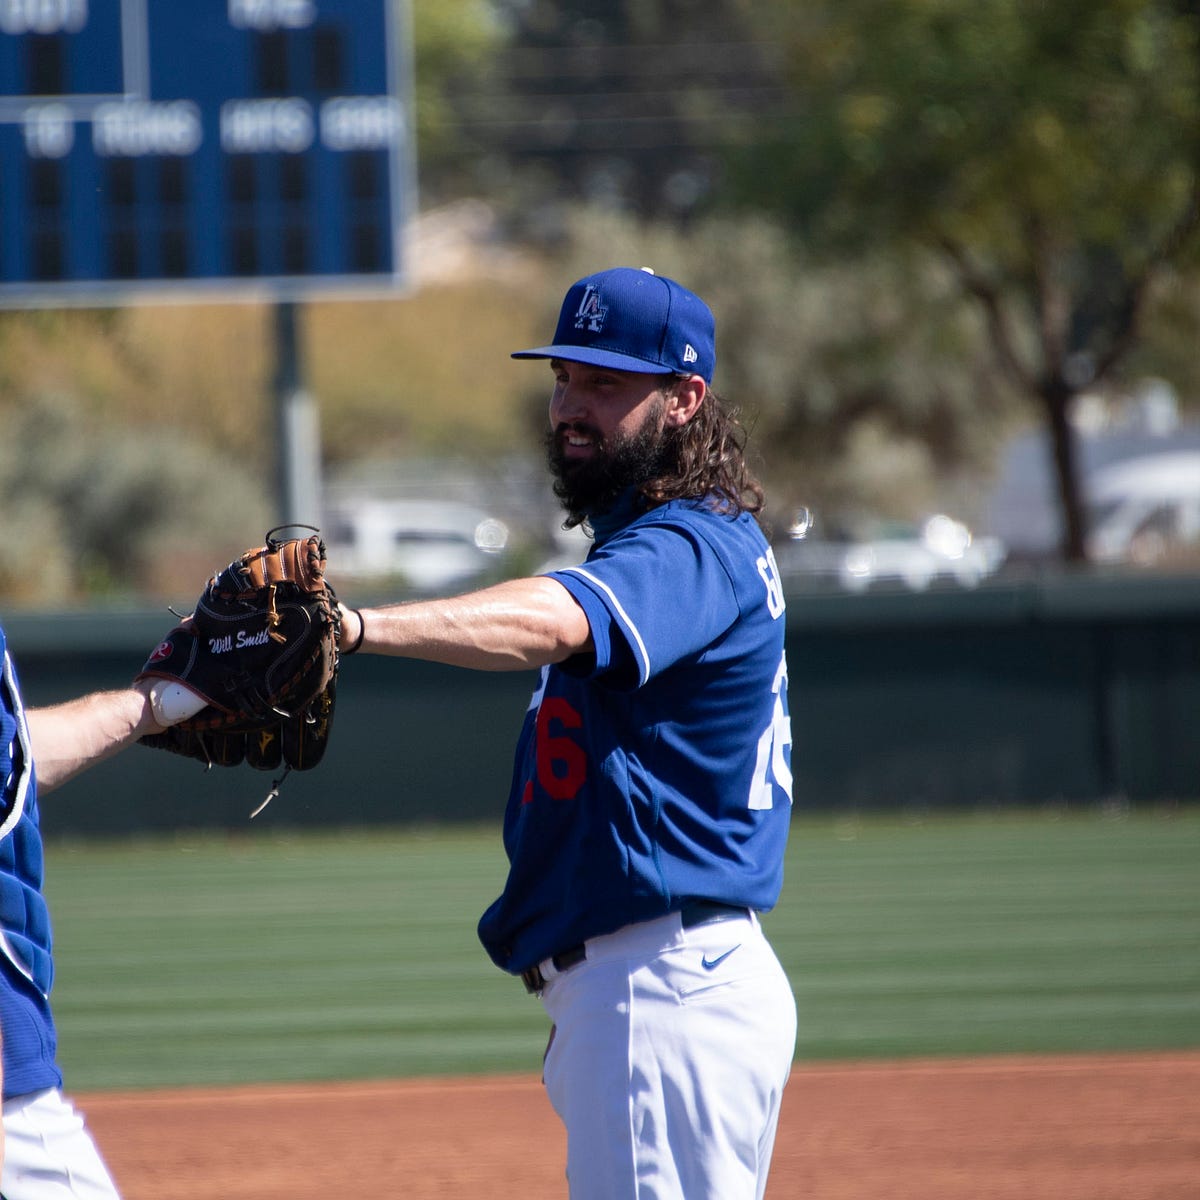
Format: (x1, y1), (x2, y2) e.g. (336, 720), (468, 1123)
(149, 680), (207, 725)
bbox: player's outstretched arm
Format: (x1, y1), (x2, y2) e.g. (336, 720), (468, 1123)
(26, 684), (170, 795)
(339, 576), (593, 672)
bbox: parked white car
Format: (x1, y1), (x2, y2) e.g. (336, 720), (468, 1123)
(322, 498), (510, 591)
(777, 511), (1007, 593)
(836, 515), (1006, 592)
(1085, 451), (1200, 566)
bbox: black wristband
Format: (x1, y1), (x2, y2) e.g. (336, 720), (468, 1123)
(344, 608), (366, 656)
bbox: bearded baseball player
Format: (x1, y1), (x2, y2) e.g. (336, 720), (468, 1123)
(337, 266), (796, 1198)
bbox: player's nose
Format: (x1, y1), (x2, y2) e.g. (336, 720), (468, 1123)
(550, 379), (589, 425)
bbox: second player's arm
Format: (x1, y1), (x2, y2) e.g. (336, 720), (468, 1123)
(26, 685), (170, 795)
(339, 576), (592, 671)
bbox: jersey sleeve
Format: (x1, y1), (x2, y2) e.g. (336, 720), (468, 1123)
(548, 515), (742, 690)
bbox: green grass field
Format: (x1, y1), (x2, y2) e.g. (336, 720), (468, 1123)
(43, 808), (1200, 1092)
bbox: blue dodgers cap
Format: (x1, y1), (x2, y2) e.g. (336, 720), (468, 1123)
(512, 266), (716, 383)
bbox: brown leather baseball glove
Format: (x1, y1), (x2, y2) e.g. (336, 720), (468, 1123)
(136, 527), (340, 813)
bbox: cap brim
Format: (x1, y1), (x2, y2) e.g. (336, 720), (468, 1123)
(511, 345), (676, 374)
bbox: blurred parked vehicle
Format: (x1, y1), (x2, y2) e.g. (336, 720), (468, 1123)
(322, 498), (511, 592)
(1084, 451), (1200, 567)
(984, 416), (1200, 565)
(775, 510), (1007, 593)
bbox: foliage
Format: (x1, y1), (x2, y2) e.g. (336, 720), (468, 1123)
(740, 0), (1200, 252)
(305, 275), (546, 465)
(0, 268), (545, 605)
(1128, 267), (1200, 399)
(438, 0), (779, 221)
(411, 0), (506, 203)
(725, 0), (1200, 559)
(545, 206), (1018, 528)
(0, 392), (271, 605)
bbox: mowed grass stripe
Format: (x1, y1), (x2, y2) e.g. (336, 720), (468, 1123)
(777, 808), (1199, 1058)
(41, 809), (1200, 1090)
(47, 825), (537, 1088)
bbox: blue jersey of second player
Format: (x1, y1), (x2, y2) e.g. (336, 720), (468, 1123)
(478, 495), (793, 974)
(0, 626), (63, 1101)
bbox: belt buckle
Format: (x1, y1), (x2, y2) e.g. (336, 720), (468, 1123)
(521, 942), (586, 995)
(521, 964), (547, 994)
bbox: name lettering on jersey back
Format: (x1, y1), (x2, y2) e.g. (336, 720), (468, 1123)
(757, 547), (786, 619)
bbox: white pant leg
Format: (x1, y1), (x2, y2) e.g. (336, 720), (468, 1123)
(2, 1089), (122, 1200)
(540, 912), (796, 1200)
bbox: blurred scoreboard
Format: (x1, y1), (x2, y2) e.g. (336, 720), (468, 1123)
(0, 0), (411, 304)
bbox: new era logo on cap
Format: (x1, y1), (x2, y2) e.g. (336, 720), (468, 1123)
(512, 266), (716, 383)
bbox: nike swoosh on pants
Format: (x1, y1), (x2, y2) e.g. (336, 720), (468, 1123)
(701, 944), (741, 971)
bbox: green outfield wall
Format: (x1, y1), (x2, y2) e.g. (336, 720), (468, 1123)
(6, 571), (1199, 836)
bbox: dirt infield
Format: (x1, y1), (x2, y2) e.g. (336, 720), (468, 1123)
(80, 1051), (1199, 1199)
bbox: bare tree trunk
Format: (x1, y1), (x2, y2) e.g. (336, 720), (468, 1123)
(1042, 375), (1088, 563)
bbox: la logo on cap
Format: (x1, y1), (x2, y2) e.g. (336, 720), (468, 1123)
(574, 285), (607, 333)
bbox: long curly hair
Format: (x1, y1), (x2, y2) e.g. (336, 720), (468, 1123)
(638, 378), (765, 518)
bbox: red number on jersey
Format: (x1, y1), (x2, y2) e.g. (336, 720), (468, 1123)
(535, 695), (587, 800)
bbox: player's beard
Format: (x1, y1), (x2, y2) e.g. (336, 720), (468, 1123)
(546, 405), (671, 528)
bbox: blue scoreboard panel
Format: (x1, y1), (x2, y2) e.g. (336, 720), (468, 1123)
(0, 0), (410, 304)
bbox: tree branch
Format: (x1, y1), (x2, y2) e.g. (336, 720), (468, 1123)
(936, 235), (1035, 393)
(1092, 182), (1200, 382)
(1025, 212), (1070, 381)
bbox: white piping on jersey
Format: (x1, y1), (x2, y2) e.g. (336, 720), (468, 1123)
(1, 650), (43, 995)
(527, 665), (549, 712)
(1, 651), (30, 843)
(559, 567), (652, 686)
(0, 929), (39, 994)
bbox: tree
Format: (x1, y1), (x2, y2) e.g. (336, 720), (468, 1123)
(728, 0), (1200, 560)
(410, 0), (507, 203)
(439, 0), (781, 221)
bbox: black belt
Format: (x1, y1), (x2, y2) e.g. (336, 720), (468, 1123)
(520, 901), (750, 994)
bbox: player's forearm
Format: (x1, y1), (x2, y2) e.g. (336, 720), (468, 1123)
(340, 576), (592, 671)
(26, 686), (165, 794)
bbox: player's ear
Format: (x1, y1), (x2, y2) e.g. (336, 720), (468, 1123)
(663, 375), (706, 427)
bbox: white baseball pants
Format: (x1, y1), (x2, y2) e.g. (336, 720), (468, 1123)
(2, 1089), (122, 1199)
(538, 909), (797, 1199)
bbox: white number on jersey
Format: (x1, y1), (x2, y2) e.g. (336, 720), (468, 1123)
(747, 651), (793, 810)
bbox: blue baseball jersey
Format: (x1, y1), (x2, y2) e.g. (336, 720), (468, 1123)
(0, 626), (63, 1100)
(478, 495), (793, 974)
